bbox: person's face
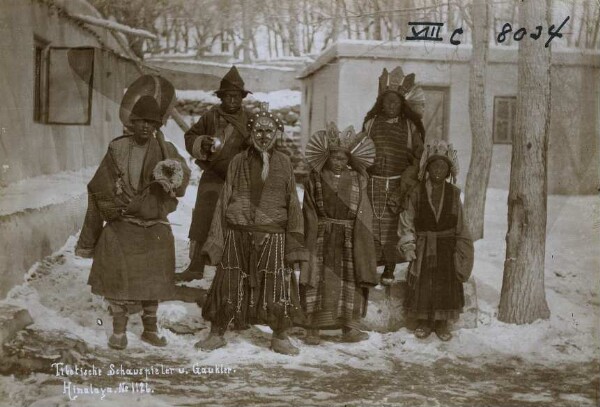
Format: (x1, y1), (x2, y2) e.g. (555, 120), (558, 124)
(219, 90), (243, 114)
(325, 150), (349, 175)
(251, 117), (278, 151)
(131, 119), (159, 143)
(427, 158), (450, 184)
(381, 93), (402, 119)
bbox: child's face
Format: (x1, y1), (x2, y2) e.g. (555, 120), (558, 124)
(427, 159), (450, 184)
(325, 150), (349, 175)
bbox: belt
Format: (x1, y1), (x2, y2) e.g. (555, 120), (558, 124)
(318, 217), (353, 227)
(370, 174), (402, 180)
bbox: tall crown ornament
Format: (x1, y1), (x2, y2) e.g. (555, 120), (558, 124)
(377, 67), (426, 118)
(305, 122), (375, 173)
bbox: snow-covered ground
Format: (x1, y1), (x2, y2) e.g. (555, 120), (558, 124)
(0, 180), (598, 405)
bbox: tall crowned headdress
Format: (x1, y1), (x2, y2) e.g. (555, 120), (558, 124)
(378, 67), (426, 118)
(305, 122), (376, 173)
(418, 139), (460, 183)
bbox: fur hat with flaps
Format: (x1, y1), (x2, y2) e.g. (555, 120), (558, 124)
(215, 66), (252, 97)
(130, 95), (162, 124)
(418, 139), (460, 183)
(305, 122), (375, 173)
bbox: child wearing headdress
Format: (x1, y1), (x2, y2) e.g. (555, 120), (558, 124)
(397, 140), (474, 341)
(300, 123), (378, 345)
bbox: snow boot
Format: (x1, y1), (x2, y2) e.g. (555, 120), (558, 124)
(176, 253), (205, 282)
(342, 327), (369, 343)
(195, 333), (226, 351)
(304, 329), (321, 345)
(108, 314), (128, 350)
(141, 301), (167, 347)
(380, 264), (395, 286)
(434, 320), (452, 342)
(271, 333), (300, 356)
(108, 333), (128, 350)
(414, 320), (433, 339)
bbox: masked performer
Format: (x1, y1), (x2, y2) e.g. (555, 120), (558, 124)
(196, 103), (307, 355)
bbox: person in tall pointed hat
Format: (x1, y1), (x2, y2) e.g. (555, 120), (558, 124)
(361, 66), (427, 285)
(180, 66), (252, 283)
(397, 139), (474, 341)
(75, 92), (191, 350)
(300, 123), (378, 345)
(195, 102), (308, 356)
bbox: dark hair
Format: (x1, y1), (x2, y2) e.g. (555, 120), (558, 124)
(362, 92), (425, 142)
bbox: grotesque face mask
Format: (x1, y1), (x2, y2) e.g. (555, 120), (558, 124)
(251, 116), (279, 152)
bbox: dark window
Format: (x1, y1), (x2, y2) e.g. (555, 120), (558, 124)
(33, 37), (49, 123)
(493, 96), (516, 144)
(46, 47), (95, 125)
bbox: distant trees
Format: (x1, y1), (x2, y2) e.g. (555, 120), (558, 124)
(89, 0), (600, 61)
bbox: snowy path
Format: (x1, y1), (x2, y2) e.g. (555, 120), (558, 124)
(0, 187), (598, 406)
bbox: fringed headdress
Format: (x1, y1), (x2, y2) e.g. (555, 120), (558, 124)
(418, 139), (460, 183)
(305, 122), (375, 173)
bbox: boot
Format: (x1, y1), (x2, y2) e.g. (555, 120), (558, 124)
(380, 264), (395, 286)
(414, 319), (433, 339)
(141, 302), (167, 347)
(271, 331), (299, 356)
(108, 314), (128, 350)
(342, 326), (369, 343)
(304, 329), (321, 345)
(176, 253), (205, 282)
(195, 332), (227, 351)
(434, 320), (452, 342)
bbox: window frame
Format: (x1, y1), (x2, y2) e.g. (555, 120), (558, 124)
(493, 95), (517, 144)
(45, 46), (95, 126)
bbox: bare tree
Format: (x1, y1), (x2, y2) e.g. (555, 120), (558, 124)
(498, 0), (551, 324)
(463, 0), (491, 241)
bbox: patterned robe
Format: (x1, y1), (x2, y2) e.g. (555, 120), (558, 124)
(76, 136), (190, 300)
(201, 148), (307, 332)
(300, 169), (377, 330)
(398, 181), (474, 321)
(365, 116), (423, 265)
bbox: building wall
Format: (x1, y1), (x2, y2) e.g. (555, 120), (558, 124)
(0, 0), (138, 186)
(300, 42), (600, 194)
(0, 0), (138, 298)
(300, 61), (341, 146)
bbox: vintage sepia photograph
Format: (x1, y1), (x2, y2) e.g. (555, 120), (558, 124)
(0, 0), (598, 405)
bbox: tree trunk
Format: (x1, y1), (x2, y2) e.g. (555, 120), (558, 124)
(464, 0), (491, 242)
(241, 0), (252, 63)
(498, 0), (551, 324)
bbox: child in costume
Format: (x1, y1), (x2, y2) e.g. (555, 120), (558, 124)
(397, 140), (474, 341)
(301, 123), (378, 345)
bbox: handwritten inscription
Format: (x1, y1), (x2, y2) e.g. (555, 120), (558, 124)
(52, 362), (236, 400)
(404, 16), (570, 47)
